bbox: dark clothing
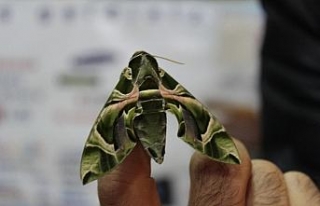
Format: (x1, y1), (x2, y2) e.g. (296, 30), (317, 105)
(260, 0), (320, 186)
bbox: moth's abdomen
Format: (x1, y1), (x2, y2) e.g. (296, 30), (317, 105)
(134, 93), (167, 164)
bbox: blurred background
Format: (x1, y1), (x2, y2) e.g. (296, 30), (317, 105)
(0, 0), (263, 205)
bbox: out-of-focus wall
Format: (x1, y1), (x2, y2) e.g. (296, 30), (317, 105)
(0, 1), (262, 205)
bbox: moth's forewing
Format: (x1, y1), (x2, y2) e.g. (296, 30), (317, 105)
(80, 68), (139, 185)
(159, 69), (241, 164)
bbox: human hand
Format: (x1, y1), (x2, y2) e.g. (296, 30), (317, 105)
(97, 139), (320, 206)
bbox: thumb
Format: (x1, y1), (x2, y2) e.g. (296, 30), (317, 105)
(98, 143), (161, 206)
(188, 139), (251, 206)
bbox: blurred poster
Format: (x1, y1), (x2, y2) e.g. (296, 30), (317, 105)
(0, 1), (262, 205)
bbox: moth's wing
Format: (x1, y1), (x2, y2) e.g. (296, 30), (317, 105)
(159, 69), (241, 164)
(80, 68), (139, 185)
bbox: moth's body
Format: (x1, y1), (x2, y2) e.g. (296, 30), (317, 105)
(80, 51), (240, 185)
(131, 52), (167, 163)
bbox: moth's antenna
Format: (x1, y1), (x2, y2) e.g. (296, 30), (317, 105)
(152, 54), (184, 65)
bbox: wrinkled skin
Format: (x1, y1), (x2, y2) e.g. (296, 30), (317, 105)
(98, 139), (320, 206)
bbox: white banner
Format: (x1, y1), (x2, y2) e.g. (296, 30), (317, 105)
(0, 1), (262, 205)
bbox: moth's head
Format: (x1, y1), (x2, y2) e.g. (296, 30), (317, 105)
(129, 51), (159, 70)
(128, 51), (161, 89)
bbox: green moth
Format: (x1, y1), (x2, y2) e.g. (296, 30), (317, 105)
(80, 51), (240, 185)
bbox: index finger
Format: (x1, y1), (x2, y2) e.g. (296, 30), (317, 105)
(98, 143), (161, 206)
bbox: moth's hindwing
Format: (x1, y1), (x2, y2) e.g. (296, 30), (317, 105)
(159, 69), (241, 164)
(80, 68), (138, 185)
